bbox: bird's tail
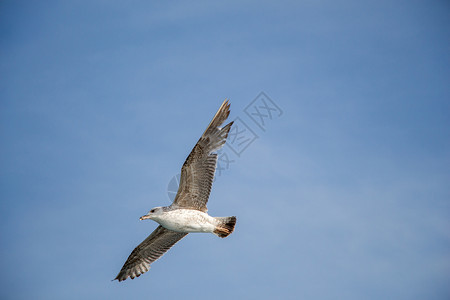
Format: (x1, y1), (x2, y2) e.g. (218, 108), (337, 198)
(213, 216), (237, 238)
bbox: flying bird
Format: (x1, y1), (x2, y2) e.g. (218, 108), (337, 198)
(115, 100), (237, 281)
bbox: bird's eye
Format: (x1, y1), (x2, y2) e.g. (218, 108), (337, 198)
(150, 209), (155, 213)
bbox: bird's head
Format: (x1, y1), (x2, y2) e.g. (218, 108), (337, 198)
(140, 207), (165, 221)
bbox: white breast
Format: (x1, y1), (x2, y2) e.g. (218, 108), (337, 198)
(155, 209), (217, 233)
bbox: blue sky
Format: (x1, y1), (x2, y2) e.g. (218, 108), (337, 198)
(1, 1), (449, 299)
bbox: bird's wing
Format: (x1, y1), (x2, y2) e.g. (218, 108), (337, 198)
(115, 225), (187, 281)
(171, 100), (233, 212)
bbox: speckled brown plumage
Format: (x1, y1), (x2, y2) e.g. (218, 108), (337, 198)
(115, 100), (235, 282)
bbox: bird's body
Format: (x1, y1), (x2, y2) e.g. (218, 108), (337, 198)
(115, 100), (237, 282)
(151, 208), (219, 234)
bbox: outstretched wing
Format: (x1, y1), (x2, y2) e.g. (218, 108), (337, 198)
(171, 100), (233, 212)
(115, 226), (187, 281)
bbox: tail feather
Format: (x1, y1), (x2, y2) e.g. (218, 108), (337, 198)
(213, 216), (237, 238)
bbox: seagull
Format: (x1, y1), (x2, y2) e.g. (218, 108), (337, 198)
(115, 100), (237, 282)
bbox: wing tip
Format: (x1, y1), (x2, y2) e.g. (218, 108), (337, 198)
(217, 98), (231, 121)
(114, 270), (144, 282)
(113, 271), (128, 282)
(202, 99), (232, 136)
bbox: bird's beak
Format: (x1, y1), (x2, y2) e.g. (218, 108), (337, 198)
(140, 214), (151, 221)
